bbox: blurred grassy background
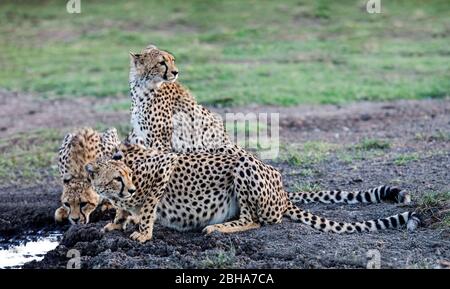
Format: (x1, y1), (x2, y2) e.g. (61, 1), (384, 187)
(0, 0), (449, 105)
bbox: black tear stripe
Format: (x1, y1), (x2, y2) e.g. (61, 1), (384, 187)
(79, 197), (86, 221)
(161, 62), (169, 80)
(80, 210), (87, 222)
(118, 178), (125, 197)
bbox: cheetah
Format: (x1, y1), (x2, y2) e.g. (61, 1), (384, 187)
(55, 127), (120, 224)
(85, 142), (419, 243)
(127, 44), (239, 154)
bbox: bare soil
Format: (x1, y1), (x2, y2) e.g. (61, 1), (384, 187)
(0, 90), (449, 268)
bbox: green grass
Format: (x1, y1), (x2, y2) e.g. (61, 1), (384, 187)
(0, 124), (129, 185)
(415, 131), (450, 142)
(356, 138), (390, 150)
(417, 191), (450, 228)
(0, 128), (62, 183)
(338, 149), (385, 164)
(293, 182), (322, 192)
(201, 247), (236, 269)
(337, 138), (389, 164)
(280, 141), (336, 166)
(0, 0), (449, 105)
(393, 153), (419, 165)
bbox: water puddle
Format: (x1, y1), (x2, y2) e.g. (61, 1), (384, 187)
(0, 231), (63, 269)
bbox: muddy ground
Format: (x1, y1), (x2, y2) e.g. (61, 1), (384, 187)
(1, 90), (449, 268)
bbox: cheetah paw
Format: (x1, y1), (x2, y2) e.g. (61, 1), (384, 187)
(202, 225), (220, 235)
(102, 222), (122, 233)
(130, 231), (152, 243)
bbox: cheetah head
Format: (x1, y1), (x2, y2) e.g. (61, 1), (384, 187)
(129, 44), (179, 84)
(85, 160), (136, 202)
(55, 175), (100, 225)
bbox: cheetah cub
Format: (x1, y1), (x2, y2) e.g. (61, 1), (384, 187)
(55, 127), (120, 224)
(86, 142), (419, 243)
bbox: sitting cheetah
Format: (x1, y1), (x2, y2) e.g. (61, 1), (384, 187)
(127, 44), (239, 154)
(85, 142), (419, 243)
(55, 127), (120, 224)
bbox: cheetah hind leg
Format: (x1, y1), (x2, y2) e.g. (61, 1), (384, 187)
(203, 218), (261, 235)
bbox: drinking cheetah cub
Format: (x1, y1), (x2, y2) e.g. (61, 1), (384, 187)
(55, 127), (119, 224)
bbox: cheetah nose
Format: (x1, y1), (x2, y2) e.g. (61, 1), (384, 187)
(128, 188), (136, 195)
(172, 70), (178, 76)
(71, 217), (80, 224)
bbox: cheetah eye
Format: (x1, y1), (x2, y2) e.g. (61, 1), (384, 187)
(114, 177), (122, 182)
(159, 61), (165, 65)
(64, 202), (70, 208)
(80, 202), (88, 208)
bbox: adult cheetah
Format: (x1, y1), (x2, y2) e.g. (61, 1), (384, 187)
(127, 44), (239, 155)
(85, 142), (419, 243)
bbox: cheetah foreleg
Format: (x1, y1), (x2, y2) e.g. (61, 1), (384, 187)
(130, 196), (161, 243)
(129, 153), (177, 243)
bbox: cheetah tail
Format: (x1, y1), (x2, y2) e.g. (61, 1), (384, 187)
(283, 201), (421, 234)
(287, 185), (410, 205)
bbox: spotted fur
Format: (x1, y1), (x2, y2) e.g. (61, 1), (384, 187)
(288, 186), (411, 205)
(87, 143), (420, 243)
(127, 44), (238, 154)
(55, 127), (120, 224)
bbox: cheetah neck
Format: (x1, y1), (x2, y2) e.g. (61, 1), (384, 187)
(129, 77), (160, 143)
(129, 77), (161, 103)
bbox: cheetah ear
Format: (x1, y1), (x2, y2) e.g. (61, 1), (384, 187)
(145, 44), (157, 51)
(129, 52), (142, 60)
